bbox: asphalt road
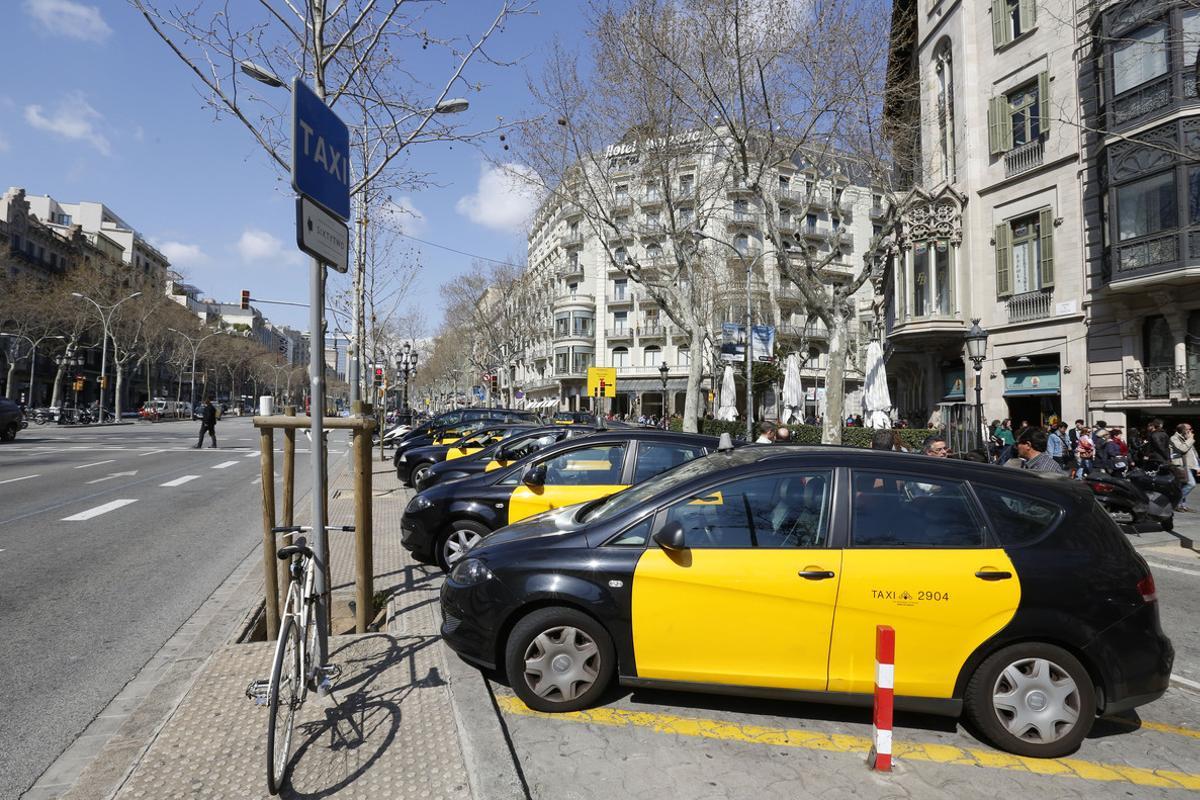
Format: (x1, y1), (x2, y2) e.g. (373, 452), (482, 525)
(0, 418), (324, 800)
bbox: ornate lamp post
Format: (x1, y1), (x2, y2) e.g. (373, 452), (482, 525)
(396, 342), (418, 421)
(964, 318), (989, 450)
(55, 351), (85, 419)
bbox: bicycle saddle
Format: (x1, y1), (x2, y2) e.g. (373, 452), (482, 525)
(277, 537), (314, 561)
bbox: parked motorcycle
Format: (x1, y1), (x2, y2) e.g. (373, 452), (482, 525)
(1086, 462), (1176, 532)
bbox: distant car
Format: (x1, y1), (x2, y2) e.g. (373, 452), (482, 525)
(0, 397), (24, 441)
(552, 411), (595, 425)
(417, 425), (602, 491)
(396, 424), (537, 487)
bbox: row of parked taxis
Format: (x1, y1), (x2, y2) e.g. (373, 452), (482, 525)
(393, 409), (1174, 760)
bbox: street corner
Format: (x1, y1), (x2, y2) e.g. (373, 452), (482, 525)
(483, 684), (1200, 800)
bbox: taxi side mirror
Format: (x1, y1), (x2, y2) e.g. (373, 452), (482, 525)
(653, 521), (686, 551)
(523, 463), (547, 487)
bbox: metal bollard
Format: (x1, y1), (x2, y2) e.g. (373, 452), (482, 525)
(868, 625), (895, 772)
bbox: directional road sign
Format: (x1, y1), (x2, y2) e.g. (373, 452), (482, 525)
(296, 196), (349, 273)
(291, 78), (350, 221)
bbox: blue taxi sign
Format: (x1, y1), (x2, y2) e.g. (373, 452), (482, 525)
(291, 78), (350, 221)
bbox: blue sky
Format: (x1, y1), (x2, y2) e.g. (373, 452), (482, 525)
(0, 0), (586, 333)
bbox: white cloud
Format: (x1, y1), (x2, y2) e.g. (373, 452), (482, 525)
(379, 196), (426, 236)
(455, 163), (541, 233)
(24, 0), (112, 42)
(25, 91), (110, 155)
(158, 241), (208, 267)
(237, 228), (300, 265)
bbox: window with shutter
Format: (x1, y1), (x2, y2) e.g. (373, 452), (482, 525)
(992, 0), (1010, 47)
(1037, 71), (1050, 135)
(988, 96), (1012, 154)
(1018, 0), (1036, 33)
(1038, 208), (1055, 287)
(995, 223), (1012, 297)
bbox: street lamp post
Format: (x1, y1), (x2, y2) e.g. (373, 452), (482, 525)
(658, 361), (670, 426)
(55, 351), (85, 420)
(693, 230), (763, 442)
(964, 318), (989, 452)
(167, 327), (222, 413)
(71, 291), (142, 422)
(395, 342), (418, 421)
(0, 333), (66, 405)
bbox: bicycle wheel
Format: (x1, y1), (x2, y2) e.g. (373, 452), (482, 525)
(266, 615), (300, 795)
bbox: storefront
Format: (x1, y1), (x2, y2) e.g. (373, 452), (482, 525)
(1002, 359), (1061, 428)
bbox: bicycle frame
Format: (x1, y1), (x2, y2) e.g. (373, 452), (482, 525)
(276, 550), (319, 698)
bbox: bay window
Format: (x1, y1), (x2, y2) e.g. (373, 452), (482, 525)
(1117, 171), (1176, 241)
(1112, 22), (1168, 96)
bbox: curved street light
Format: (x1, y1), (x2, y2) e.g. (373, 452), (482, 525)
(167, 326), (223, 413)
(71, 290), (142, 423)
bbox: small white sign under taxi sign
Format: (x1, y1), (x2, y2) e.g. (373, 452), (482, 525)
(296, 196), (349, 273)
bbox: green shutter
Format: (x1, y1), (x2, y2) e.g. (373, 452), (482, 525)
(1038, 208), (1055, 288)
(992, 0), (1010, 47)
(1037, 71), (1050, 135)
(988, 96), (1012, 155)
(1019, 0), (1036, 32)
(995, 223), (1012, 297)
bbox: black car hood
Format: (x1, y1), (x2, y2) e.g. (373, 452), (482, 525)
(475, 507), (588, 553)
(405, 443), (452, 460)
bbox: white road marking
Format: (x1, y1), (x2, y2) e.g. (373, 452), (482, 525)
(1172, 674), (1200, 692)
(62, 499), (138, 521)
(85, 470), (138, 485)
(74, 460), (115, 469)
(160, 475), (200, 487)
(244, 451), (260, 458)
(1145, 559), (1200, 578)
(0, 474), (39, 485)
(252, 477), (261, 485)
(211, 461), (239, 469)
(138, 449), (166, 457)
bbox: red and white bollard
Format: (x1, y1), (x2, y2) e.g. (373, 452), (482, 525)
(868, 624), (895, 772)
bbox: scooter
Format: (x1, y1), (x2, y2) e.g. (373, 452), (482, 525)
(1086, 461), (1176, 532)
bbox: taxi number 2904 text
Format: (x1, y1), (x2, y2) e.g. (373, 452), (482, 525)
(918, 590), (950, 601)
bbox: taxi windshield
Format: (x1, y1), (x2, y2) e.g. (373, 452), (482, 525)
(581, 454), (720, 523)
(459, 429), (500, 447)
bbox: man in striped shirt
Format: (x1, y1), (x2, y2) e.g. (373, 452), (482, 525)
(1017, 428), (1064, 474)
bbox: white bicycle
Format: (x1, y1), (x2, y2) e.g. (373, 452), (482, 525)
(246, 523), (354, 795)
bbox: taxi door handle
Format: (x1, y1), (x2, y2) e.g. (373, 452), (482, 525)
(798, 570), (836, 580)
(975, 569), (1013, 581)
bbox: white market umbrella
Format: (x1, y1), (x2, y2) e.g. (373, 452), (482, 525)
(862, 341), (893, 429)
(781, 353), (803, 424)
(716, 364), (739, 422)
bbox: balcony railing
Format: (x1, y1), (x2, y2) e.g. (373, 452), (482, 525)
(606, 327), (633, 339)
(1004, 138), (1044, 178)
(728, 211), (757, 226)
(637, 324), (667, 338)
(801, 224), (827, 240)
(607, 292), (634, 304)
(831, 229), (853, 248)
(1006, 289), (1053, 323)
(1125, 367), (1195, 399)
(553, 328), (595, 342)
(553, 292), (595, 306)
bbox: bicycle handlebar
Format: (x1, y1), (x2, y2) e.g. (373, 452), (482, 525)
(271, 525), (356, 534)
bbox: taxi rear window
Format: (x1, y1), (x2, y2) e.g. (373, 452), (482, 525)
(972, 485), (1062, 547)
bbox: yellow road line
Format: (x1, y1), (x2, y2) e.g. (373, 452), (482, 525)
(1114, 719), (1200, 741)
(496, 696), (1200, 791)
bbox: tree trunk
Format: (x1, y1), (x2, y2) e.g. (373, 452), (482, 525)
(50, 363), (65, 408)
(114, 364), (125, 421)
(682, 323), (705, 433)
(822, 313), (852, 445)
(5, 360), (16, 399)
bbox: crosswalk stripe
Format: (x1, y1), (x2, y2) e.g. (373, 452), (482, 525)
(0, 474), (39, 485)
(211, 461), (239, 469)
(74, 460), (115, 469)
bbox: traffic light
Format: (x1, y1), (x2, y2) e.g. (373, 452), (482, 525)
(374, 367), (383, 387)
(240, 290), (251, 310)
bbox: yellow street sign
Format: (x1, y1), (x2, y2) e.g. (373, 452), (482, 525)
(587, 367), (617, 398)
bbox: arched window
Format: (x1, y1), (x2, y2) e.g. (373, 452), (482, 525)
(646, 243), (662, 260)
(643, 345), (662, 366)
(612, 347), (630, 368)
(804, 345), (822, 369)
(734, 233), (750, 255)
(614, 246), (627, 265)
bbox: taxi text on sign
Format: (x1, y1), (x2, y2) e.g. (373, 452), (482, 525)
(291, 78), (350, 222)
(587, 367), (617, 398)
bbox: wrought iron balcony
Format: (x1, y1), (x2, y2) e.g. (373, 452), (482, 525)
(1004, 138), (1044, 178)
(1006, 289), (1053, 323)
(1124, 367), (1195, 399)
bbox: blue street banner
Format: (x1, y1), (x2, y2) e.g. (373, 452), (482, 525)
(721, 323), (775, 362)
(291, 78), (350, 221)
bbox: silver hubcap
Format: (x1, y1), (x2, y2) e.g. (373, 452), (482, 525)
(523, 625), (600, 702)
(443, 528), (483, 566)
(414, 466), (430, 484)
(992, 657), (1081, 743)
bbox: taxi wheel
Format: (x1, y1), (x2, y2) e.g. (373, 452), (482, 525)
(411, 463), (433, 489)
(505, 607), (614, 713)
(436, 521), (490, 571)
(965, 643), (1095, 758)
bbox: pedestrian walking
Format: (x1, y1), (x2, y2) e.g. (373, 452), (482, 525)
(775, 426), (792, 443)
(1075, 426), (1094, 479)
(195, 398), (218, 449)
(1169, 423), (1198, 512)
(755, 420), (778, 444)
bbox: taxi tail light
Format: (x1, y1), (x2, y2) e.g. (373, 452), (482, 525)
(1137, 573), (1157, 603)
(1088, 480), (1115, 494)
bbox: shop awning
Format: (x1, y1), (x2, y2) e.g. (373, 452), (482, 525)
(1003, 367), (1061, 396)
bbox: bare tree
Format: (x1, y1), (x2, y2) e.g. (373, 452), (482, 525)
(515, 0), (909, 441)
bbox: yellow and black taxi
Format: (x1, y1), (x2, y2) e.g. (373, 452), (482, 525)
(417, 424), (601, 492)
(396, 424), (537, 487)
(440, 445), (1173, 758)
(402, 429), (719, 570)
(391, 408), (542, 472)
(552, 411), (595, 425)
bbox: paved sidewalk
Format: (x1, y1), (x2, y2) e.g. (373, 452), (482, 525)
(45, 452), (498, 800)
